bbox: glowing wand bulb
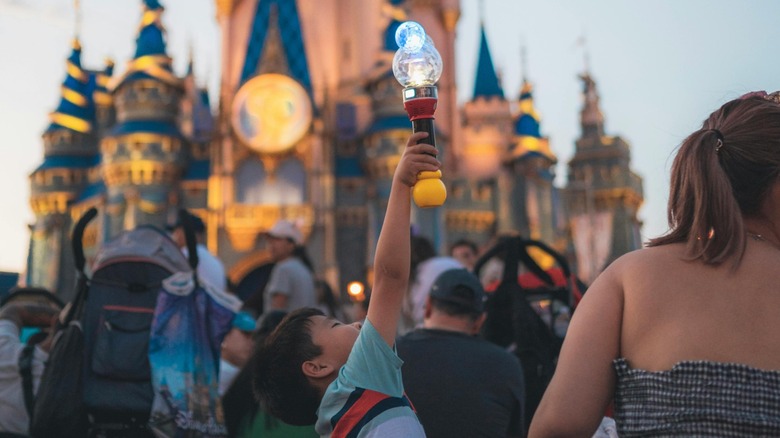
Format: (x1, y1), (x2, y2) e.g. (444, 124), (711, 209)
(392, 21), (446, 208)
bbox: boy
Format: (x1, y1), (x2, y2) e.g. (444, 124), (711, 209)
(253, 132), (438, 437)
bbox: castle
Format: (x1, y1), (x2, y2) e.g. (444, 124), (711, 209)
(27, 0), (643, 301)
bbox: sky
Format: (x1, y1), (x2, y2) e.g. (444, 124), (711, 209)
(1, 0), (779, 273)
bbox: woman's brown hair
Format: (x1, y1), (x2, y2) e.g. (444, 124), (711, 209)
(648, 92), (780, 267)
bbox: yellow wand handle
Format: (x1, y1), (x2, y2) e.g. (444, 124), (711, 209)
(413, 170), (447, 208)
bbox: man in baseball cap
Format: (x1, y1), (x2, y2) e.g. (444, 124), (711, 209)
(397, 269), (526, 437)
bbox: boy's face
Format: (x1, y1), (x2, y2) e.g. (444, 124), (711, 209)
(308, 315), (362, 369)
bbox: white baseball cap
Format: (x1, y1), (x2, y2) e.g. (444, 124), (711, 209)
(267, 220), (303, 246)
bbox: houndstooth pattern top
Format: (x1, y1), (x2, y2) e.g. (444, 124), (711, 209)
(613, 358), (780, 437)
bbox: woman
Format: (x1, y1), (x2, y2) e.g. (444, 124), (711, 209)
(262, 220), (316, 313)
(530, 91), (780, 437)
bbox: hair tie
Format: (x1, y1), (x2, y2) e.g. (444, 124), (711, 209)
(710, 129), (724, 153)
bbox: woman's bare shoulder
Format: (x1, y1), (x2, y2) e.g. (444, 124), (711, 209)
(605, 244), (687, 278)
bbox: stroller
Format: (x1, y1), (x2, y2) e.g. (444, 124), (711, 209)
(31, 208), (240, 438)
(474, 235), (585, 431)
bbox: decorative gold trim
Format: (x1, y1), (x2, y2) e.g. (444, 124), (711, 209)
(66, 61), (88, 83)
(49, 112), (91, 133)
(110, 55), (182, 90)
(31, 168), (88, 187)
(93, 91), (113, 106)
(138, 198), (164, 214)
(224, 204), (314, 252)
(445, 210), (496, 233)
(335, 206), (368, 227)
(101, 135), (180, 156)
(62, 86), (88, 107)
(96, 74), (111, 88)
(181, 180), (209, 191)
(228, 250), (273, 285)
(102, 160), (181, 186)
(30, 192), (75, 215)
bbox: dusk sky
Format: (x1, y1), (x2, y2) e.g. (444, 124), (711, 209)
(1, 0), (779, 273)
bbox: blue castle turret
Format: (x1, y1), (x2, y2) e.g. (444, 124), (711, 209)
(101, 0), (187, 236)
(473, 26), (504, 100)
(454, 23), (511, 246)
(28, 38), (99, 296)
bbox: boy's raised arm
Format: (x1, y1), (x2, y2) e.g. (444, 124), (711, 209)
(368, 132), (440, 347)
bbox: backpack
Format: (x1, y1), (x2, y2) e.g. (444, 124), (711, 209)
(32, 208), (239, 437)
(474, 235), (585, 431)
(29, 208), (96, 438)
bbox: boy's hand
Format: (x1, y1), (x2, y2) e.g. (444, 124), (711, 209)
(395, 132), (441, 187)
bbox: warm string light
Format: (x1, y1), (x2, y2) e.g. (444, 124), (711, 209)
(347, 281), (365, 302)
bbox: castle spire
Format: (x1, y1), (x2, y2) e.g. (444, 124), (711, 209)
(186, 41), (195, 76)
(472, 24), (504, 100)
(579, 71), (605, 138)
(382, 0), (406, 52)
(513, 79), (555, 163)
(113, 0), (179, 89)
(46, 39), (94, 134)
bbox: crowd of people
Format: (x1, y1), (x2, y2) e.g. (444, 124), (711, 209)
(3, 91), (780, 437)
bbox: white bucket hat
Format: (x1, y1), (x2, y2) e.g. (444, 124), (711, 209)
(267, 219), (303, 246)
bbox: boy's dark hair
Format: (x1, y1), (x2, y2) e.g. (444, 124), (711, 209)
(252, 307), (325, 426)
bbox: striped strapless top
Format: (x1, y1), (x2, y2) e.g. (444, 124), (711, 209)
(613, 358), (780, 437)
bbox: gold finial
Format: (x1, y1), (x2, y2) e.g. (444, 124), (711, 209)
(215, 0), (235, 19)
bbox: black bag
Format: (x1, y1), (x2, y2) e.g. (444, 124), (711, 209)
(29, 208), (96, 438)
(80, 210), (199, 427)
(475, 235), (583, 431)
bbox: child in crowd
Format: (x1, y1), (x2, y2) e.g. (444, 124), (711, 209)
(253, 132), (438, 437)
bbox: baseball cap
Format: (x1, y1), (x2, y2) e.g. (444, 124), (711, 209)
(429, 268), (486, 313)
(267, 220), (303, 246)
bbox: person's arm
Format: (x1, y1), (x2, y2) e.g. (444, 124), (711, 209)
(368, 132), (440, 346)
(529, 259), (624, 437)
(0, 303), (58, 329)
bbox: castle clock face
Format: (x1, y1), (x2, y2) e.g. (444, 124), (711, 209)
(231, 73), (312, 154)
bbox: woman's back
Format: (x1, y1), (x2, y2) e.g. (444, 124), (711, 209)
(619, 241), (780, 373)
(612, 242), (780, 435)
(530, 92), (780, 437)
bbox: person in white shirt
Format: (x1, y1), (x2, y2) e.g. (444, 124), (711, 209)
(0, 299), (59, 436)
(262, 220), (316, 313)
(168, 211), (228, 292)
(399, 235), (462, 334)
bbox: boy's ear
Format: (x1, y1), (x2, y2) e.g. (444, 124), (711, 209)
(302, 359), (336, 379)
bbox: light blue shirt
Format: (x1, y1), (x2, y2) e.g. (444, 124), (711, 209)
(315, 319), (425, 437)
